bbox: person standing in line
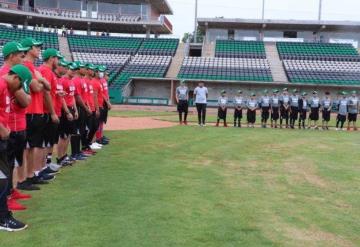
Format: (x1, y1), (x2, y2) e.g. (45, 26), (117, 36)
(347, 90), (359, 131)
(308, 91), (320, 129)
(298, 92), (308, 129)
(259, 89), (270, 128)
(246, 92), (258, 128)
(270, 89), (280, 128)
(233, 90), (244, 128)
(175, 80), (189, 125)
(279, 88), (290, 128)
(321, 92), (332, 130)
(193, 81), (208, 127)
(216, 90), (228, 127)
(289, 89), (299, 129)
(336, 92), (348, 131)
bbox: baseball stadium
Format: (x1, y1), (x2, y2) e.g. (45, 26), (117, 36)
(0, 0), (359, 246)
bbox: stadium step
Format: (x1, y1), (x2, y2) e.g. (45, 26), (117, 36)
(265, 42), (288, 82)
(166, 42), (186, 78)
(202, 41), (216, 57)
(58, 36), (73, 62)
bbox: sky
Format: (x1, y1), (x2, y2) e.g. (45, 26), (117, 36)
(166, 0), (360, 38)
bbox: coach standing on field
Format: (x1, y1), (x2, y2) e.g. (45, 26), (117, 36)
(194, 81), (208, 127)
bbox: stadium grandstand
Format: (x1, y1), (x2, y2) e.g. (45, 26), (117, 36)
(1, 1), (360, 105)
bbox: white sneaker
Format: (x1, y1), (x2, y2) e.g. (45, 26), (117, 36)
(90, 143), (102, 150)
(202, 124), (206, 127)
(48, 163), (61, 172)
(95, 142), (103, 147)
(336, 128), (339, 131)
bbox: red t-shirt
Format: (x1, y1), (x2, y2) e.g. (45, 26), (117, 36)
(92, 78), (104, 108)
(61, 76), (76, 107)
(0, 65), (26, 131)
(38, 65), (63, 116)
(0, 78), (10, 128)
(23, 60), (44, 114)
(85, 78), (95, 112)
(73, 76), (88, 105)
(100, 78), (109, 100)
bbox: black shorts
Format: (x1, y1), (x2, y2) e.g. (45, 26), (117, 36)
(337, 114), (346, 122)
(310, 107), (319, 121)
(280, 106), (289, 118)
(44, 114), (59, 147)
(271, 107), (279, 120)
(99, 107), (107, 122)
(217, 107), (227, 120)
(0, 146), (9, 177)
(7, 131), (26, 167)
(322, 109), (331, 122)
(261, 107), (270, 121)
(177, 100), (189, 113)
(299, 109), (307, 120)
(234, 108), (242, 119)
(348, 113), (357, 122)
(247, 110), (256, 124)
(59, 107), (77, 139)
(290, 106), (299, 120)
(102, 102), (109, 124)
(26, 114), (46, 148)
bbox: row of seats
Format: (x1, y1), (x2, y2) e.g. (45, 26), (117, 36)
(284, 60), (360, 85)
(68, 35), (143, 55)
(35, 8), (81, 19)
(72, 52), (131, 65)
(277, 42), (360, 61)
(215, 40), (266, 59)
(110, 55), (172, 89)
(0, 26), (58, 49)
(97, 14), (141, 22)
(178, 57), (273, 82)
(138, 39), (179, 56)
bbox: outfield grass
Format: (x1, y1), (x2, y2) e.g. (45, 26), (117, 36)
(1, 126), (359, 246)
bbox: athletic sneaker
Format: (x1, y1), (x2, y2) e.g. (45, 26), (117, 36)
(38, 173), (55, 181)
(7, 198), (27, 211)
(17, 180), (40, 191)
(10, 189), (31, 200)
(90, 143), (102, 150)
(30, 176), (49, 185)
(41, 167), (58, 176)
(74, 154), (87, 161)
(82, 149), (95, 156)
(48, 163), (61, 172)
(0, 213), (27, 232)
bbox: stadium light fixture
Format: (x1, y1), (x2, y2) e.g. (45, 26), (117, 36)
(194, 0), (198, 43)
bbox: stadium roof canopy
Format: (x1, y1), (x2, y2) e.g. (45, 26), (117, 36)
(100, 0), (173, 14)
(198, 18), (360, 32)
(0, 7), (172, 34)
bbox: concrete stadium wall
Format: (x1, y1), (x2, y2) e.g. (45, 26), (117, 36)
(130, 78), (360, 105)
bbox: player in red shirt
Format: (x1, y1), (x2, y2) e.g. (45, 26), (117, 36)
(20, 38), (52, 189)
(96, 66), (111, 145)
(0, 64), (32, 232)
(0, 42), (32, 211)
(37, 48), (63, 180)
(72, 62), (93, 157)
(58, 63), (79, 162)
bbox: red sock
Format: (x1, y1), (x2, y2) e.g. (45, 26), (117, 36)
(96, 122), (104, 140)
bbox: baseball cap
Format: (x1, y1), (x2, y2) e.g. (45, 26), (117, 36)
(98, 65), (107, 72)
(58, 59), (70, 67)
(10, 64), (32, 94)
(2, 41), (29, 57)
(302, 92), (307, 96)
(86, 63), (96, 70)
(238, 90), (243, 94)
(221, 90), (226, 94)
(20, 37), (43, 49)
(69, 62), (78, 70)
(263, 89), (268, 93)
(273, 89), (279, 93)
(75, 61), (86, 68)
(42, 48), (63, 60)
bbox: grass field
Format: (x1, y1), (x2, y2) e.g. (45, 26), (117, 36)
(1, 114), (359, 246)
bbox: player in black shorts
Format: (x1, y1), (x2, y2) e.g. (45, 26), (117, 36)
(175, 80), (189, 125)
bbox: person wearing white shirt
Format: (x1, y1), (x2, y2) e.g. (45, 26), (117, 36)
(193, 82), (208, 126)
(233, 90), (244, 127)
(175, 80), (189, 125)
